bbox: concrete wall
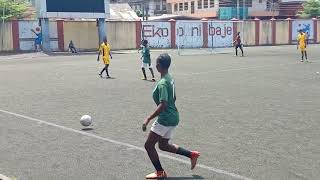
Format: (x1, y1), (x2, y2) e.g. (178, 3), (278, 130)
(64, 21), (99, 50)
(142, 21), (171, 48)
(260, 20), (272, 45)
(0, 22), (13, 51)
(239, 21), (256, 46)
(107, 21), (136, 50)
(275, 21), (289, 45)
(1, 19), (320, 52)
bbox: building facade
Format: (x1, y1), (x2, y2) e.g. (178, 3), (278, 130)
(167, 0), (304, 19)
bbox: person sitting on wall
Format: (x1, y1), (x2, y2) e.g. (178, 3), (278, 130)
(68, 40), (78, 53)
(31, 27), (42, 52)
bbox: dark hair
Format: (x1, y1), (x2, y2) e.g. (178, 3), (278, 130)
(143, 40), (148, 45)
(157, 53), (171, 69)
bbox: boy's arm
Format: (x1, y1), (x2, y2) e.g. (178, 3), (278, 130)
(142, 102), (167, 131)
(31, 29), (36, 35)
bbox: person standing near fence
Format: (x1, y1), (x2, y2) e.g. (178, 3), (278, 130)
(31, 27), (42, 52)
(233, 32), (244, 57)
(297, 30), (308, 62)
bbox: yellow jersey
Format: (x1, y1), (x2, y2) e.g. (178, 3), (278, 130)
(99, 43), (111, 64)
(297, 33), (307, 46)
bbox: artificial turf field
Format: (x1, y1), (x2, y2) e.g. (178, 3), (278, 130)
(0, 45), (319, 180)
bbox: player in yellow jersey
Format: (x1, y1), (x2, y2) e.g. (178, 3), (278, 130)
(97, 37), (112, 78)
(297, 30), (308, 62)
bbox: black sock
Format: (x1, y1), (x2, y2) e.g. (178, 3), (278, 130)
(152, 160), (163, 171)
(176, 147), (192, 158)
(106, 65), (109, 76)
(142, 68), (147, 79)
(100, 68), (105, 75)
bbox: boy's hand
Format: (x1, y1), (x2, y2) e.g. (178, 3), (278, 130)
(142, 118), (150, 132)
(142, 123), (147, 132)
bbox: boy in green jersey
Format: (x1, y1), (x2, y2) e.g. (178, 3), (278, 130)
(142, 53), (200, 179)
(139, 40), (155, 81)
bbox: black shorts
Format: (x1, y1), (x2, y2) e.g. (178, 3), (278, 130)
(235, 44), (242, 48)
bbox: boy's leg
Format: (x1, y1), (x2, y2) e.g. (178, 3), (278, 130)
(34, 41), (38, 51)
(158, 138), (200, 170)
(235, 46), (238, 56)
(105, 64), (110, 77)
(144, 131), (167, 179)
(72, 47), (77, 53)
(142, 67), (147, 80)
(305, 50), (308, 61)
(145, 132), (163, 171)
(240, 45), (244, 56)
(149, 66), (155, 81)
(301, 50), (304, 61)
(99, 67), (105, 76)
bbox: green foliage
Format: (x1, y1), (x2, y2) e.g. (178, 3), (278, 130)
(297, 0), (320, 18)
(0, 0), (29, 20)
(135, 10), (143, 17)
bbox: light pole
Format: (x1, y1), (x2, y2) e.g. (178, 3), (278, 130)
(144, 0), (149, 21)
(242, 0), (246, 20)
(237, 0), (240, 19)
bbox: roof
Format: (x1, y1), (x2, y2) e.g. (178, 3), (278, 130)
(147, 14), (201, 21)
(109, 3), (140, 21)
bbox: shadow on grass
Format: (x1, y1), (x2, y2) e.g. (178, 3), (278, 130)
(166, 175), (205, 179)
(81, 127), (94, 131)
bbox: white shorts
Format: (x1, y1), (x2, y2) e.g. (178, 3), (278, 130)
(141, 62), (153, 69)
(151, 121), (176, 139)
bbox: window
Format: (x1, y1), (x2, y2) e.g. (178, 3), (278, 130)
(184, 2), (188, 10)
(163, 4), (167, 10)
(259, 0), (262, 3)
(204, 0), (209, 8)
(210, 0), (214, 7)
(239, 0), (252, 7)
(247, 0), (252, 7)
(198, 0), (202, 9)
(179, 3), (183, 11)
(191, 1), (195, 13)
(174, 3), (178, 12)
(156, 4), (161, 10)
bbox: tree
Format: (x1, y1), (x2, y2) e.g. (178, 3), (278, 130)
(135, 10), (143, 17)
(297, 0), (320, 18)
(0, 0), (29, 20)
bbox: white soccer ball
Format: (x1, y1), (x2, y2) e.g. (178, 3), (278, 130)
(80, 115), (92, 127)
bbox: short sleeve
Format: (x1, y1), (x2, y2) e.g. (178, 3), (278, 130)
(158, 84), (168, 103)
